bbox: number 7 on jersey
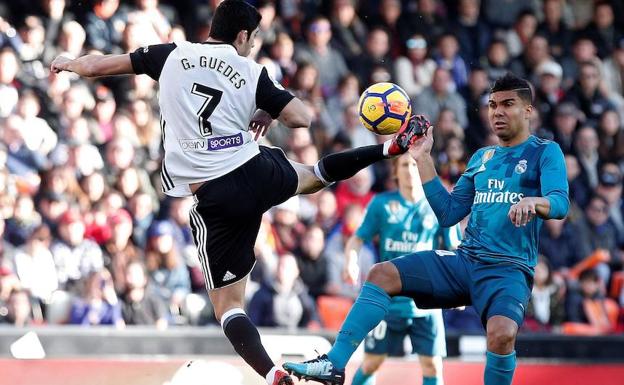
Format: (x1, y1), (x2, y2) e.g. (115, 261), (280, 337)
(191, 83), (223, 137)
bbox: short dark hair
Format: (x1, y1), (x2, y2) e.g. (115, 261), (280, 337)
(491, 72), (533, 104)
(209, 0), (262, 44)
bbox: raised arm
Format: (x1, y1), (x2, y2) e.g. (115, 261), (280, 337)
(50, 53), (134, 78)
(409, 126), (475, 227)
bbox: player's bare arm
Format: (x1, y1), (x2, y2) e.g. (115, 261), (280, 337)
(343, 235), (364, 285)
(51, 53), (134, 77)
(277, 97), (311, 129)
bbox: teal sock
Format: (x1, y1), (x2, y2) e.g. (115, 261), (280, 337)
(423, 376), (442, 385)
(327, 282), (391, 369)
(351, 367), (375, 385)
(484, 350), (516, 385)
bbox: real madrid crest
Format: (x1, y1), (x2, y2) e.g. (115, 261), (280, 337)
(482, 149), (495, 164)
(515, 159), (528, 174)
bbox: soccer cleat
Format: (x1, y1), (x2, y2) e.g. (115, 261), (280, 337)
(272, 369), (295, 385)
(387, 114), (431, 156)
(283, 354), (345, 385)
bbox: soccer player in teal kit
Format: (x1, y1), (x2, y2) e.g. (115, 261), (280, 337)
(285, 73), (569, 385)
(344, 153), (461, 385)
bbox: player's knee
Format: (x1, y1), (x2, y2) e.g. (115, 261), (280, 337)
(486, 316), (518, 353)
(366, 262), (401, 295)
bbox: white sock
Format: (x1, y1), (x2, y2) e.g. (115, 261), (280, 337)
(382, 139), (393, 157)
(266, 366), (280, 385)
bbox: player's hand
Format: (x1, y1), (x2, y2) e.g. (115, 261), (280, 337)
(407, 122), (434, 161)
(249, 109), (273, 140)
(508, 197), (537, 227)
(50, 55), (74, 74)
(342, 255), (360, 285)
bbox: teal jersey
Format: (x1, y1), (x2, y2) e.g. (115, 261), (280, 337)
(423, 135), (569, 274)
(356, 190), (462, 318)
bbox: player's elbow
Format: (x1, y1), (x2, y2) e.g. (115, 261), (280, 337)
(279, 98), (311, 128)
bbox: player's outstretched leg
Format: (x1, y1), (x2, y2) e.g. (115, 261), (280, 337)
(284, 263), (401, 384)
(312, 115), (430, 187)
(213, 279), (293, 385)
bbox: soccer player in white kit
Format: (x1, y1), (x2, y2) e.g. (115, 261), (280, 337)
(51, 1), (429, 384)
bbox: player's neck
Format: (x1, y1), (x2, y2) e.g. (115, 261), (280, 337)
(499, 131), (531, 148)
(399, 186), (422, 202)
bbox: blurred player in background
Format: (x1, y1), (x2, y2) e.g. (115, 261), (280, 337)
(285, 72), (569, 385)
(344, 153), (462, 385)
(50, 1), (429, 384)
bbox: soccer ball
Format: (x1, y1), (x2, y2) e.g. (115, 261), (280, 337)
(358, 82), (412, 135)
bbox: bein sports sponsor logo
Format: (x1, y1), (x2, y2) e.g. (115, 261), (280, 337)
(179, 138), (207, 152)
(207, 133), (243, 150)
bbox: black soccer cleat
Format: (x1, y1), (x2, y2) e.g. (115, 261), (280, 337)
(387, 114), (431, 156)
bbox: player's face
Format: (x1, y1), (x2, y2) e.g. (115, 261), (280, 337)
(238, 27), (260, 57)
(395, 153), (421, 190)
(488, 90), (532, 145)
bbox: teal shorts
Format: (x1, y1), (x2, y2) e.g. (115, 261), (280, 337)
(364, 311), (446, 357)
(390, 249), (533, 327)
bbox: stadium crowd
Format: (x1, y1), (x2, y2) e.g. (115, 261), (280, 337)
(0, 0), (624, 335)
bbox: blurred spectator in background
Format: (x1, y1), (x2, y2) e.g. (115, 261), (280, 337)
(564, 61), (613, 125)
(0, 289), (37, 327)
(352, 26), (393, 87)
(13, 224), (57, 305)
(5, 194), (41, 247)
(329, 0), (366, 66)
(482, 39), (511, 83)
(51, 210), (103, 292)
(602, 38), (624, 100)
(582, 0), (622, 59)
(413, 67), (468, 129)
(551, 102), (581, 155)
(248, 253), (318, 329)
(295, 16), (348, 97)
(594, 164), (624, 243)
(564, 268), (619, 335)
(503, 10), (539, 58)
(538, 0), (573, 60)
(434, 33), (468, 89)
(324, 204), (375, 299)
(69, 268), (124, 327)
(0, 48), (20, 118)
(524, 256), (566, 332)
(539, 217), (584, 274)
(394, 34), (436, 100)
(596, 109), (624, 164)
(335, 167), (375, 218)
(121, 260), (168, 329)
(534, 60), (565, 129)
(294, 224), (329, 300)
(574, 125), (600, 190)
(452, 0), (491, 67)
(271, 196), (306, 256)
(576, 194), (619, 283)
(145, 220), (190, 323)
(85, 0), (127, 54)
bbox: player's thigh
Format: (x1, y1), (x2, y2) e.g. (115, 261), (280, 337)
(470, 262), (533, 327)
(409, 311), (447, 358)
(253, 146), (300, 210)
(391, 250), (471, 309)
(189, 197), (261, 294)
(208, 277), (247, 321)
(288, 160), (325, 194)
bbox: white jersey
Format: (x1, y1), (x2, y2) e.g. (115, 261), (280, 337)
(130, 41), (294, 197)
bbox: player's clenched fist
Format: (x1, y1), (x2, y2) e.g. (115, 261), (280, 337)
(508, 197), (537, 227)
(50, 55), (74, 74)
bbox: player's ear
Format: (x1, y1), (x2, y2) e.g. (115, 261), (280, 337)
(524, 103), (533, 120)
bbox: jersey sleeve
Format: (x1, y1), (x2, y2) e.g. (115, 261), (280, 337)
(539, 142), (569, 219)
(355, 196), (382, 241)
(255, 67), (295, 118)
(422, 151), (481, 227)
(130, 43), (177, 81)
